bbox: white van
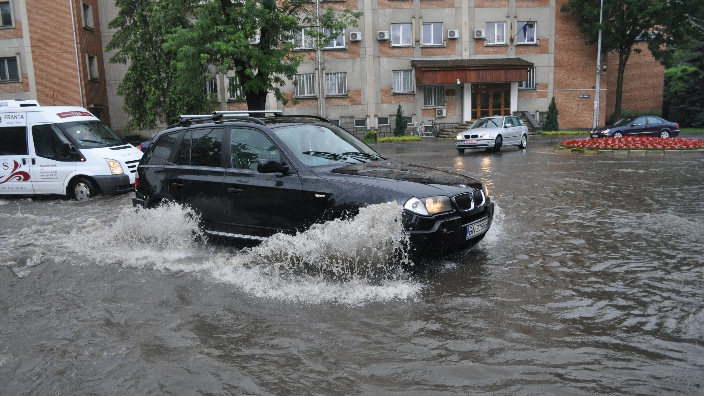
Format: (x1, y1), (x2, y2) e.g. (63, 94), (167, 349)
(0, 100), (143, 200)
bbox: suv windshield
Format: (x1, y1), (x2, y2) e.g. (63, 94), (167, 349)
(271, 123), (383, 166)
(59, 121), (124, 148)
(612, 117), (636, 126)
(469, 117), (502, 129)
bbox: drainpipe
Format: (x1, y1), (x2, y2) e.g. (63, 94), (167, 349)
(68, 0), (85, 108)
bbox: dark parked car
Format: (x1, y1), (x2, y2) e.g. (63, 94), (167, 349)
(133, 112), (494, 260)
(591, 116), (680, 138)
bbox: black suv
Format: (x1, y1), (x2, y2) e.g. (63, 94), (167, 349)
(133, 111), (494, 259)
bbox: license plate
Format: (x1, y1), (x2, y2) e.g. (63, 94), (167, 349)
(464, 140), (477, 144)
(465, 217), (489, 239)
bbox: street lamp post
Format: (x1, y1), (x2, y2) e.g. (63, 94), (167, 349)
(593, 0), (604, 130)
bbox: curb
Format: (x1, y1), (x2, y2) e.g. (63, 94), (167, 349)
(556, 146), (704, 155)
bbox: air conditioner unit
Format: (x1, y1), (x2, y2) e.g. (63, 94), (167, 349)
(350, 32), (362, 42)
(378, 31), (390, 41)
(448, 30), (459, 39)
(436, 108), (446, 117)
(474, 29), (486, 39)
(249, 35), (260, 45)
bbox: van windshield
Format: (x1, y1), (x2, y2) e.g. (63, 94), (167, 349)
(59, 121), (123, 148)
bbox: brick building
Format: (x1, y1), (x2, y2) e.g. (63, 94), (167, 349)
(2, 0), (664, 133)
(0, 0), (110, 125)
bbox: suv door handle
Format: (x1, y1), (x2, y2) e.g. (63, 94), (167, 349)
(228, 187), (243, 194)
(172, 182), (185, 189)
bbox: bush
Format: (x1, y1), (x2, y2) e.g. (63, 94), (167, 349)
(394, 104), (406, 136)
(364, 131), (376, 140)
(543, 97), (559, 131)
(378, 136), (422, 143)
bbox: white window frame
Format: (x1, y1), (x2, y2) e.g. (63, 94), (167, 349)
(205, 78), (217, 96)
(1, 1), (14, 27)
(518, 67), (536, 90)
(392, 70), (413, 93)
(354, 119), (367, 128)
(82, 3), (94, 30)
(403, 116), (413, 126)
(86, 54), (99, 80)
(293, 28), (315, 49)
(517, 21), (536, 44)
(294, 73), (316, 97)
(422, 22), (443, 46)
(423, 85), (444, 106)
(323, 28), (345, 49)
(227, 76), (244, 101)
(391, 23), (412, 47)
(377, 117), (389, 126)
(325, 72), (347, 96)
(0, 56), (20, 81)
(486, 21), (506, 45)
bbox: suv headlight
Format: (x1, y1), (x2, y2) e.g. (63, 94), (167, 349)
(105, 159), (124, 175)
(404, 196), (453, 216)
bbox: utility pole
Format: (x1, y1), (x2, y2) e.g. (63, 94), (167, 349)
(592, 0), (604, 130)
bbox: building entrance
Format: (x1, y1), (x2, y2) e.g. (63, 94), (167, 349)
(471, 84), (511, 119)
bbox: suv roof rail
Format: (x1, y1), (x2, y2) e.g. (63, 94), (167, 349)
(271, 114), (332, 123)
(213, 110), (283, 117)
(170, 113), (266, 128)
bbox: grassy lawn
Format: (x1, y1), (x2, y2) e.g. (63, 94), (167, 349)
(681, 128), (704, 133)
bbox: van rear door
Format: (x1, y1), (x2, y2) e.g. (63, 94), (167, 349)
(0, 113), (34, 194)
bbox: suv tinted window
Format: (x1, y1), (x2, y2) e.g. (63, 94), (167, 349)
(229, 128), (279, 170)
(147, 131), (179, 165)
(0, 127), (28, 155)
(175, 128), (223, 167)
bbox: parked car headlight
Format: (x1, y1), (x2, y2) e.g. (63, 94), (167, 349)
(456, 133), (464, 140)
(479, 133), (492, 139)
(105, 159), (124, 175)
(404, 196), (453, 216)
(601, 129), (610, 134)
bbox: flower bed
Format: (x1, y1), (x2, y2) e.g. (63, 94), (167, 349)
(561, 136), (704, 150)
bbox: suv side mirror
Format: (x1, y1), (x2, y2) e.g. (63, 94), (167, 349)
(257, 159), (289, 174)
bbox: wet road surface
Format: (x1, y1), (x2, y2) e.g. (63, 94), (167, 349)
(1, 135), (703, 395)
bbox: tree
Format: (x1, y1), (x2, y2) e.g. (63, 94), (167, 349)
(108, 0), (361, 129)
(394, 105), (406, 136)
(560, 0), (701, 121)
(543, 96), (559, 131)
(679, 41), (704, 127)
(105, 0), (195, 131)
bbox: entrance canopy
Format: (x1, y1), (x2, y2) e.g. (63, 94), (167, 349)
(410, 58), (534, 85)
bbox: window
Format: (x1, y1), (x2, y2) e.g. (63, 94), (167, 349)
(422, 23), (443, 46)
(378, 117), (389, 126)
(326, 72), (347, 96)
(0, 56), (19, 81)
(323, 28), (345, 48)
(175, 128), (223, 167)
(330, 119), (340, 126)
(518, 67), (535, 90)
(293, 28), (314, 49)
(354, 119), (367, 128)
(391, 23), (412, 46)
(149, 132), (179, 164)
(228, 76), (244, 101)
(86, 55), (99, 80)
(424, 85), (444, 106)
(392, 70), (413, 93)
(517, 21), (536, 44)
(205, 78), (217, 96)
(230, 128), (279, 171)
(486, 22), (506, 45)
(1, 1), (13, 27)
(32, 124), (72, 161)
(0, 126), (27, 155)
(403, 116), (413, 125)
(82, 3), (94, 30)
(294, 73), (316, 97)
(647, 116), (663, 125)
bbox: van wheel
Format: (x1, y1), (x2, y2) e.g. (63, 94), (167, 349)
(71, 178), (95, 201)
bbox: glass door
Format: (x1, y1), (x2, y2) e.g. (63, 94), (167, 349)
(471, 85), (511, 120)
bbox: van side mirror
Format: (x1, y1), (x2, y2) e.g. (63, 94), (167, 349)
(257, 159), (289, 174)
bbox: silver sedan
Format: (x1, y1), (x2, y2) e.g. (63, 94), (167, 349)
(455, 116), (529, 153)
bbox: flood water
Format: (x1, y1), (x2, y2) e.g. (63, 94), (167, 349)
(1, 136), (703, 395)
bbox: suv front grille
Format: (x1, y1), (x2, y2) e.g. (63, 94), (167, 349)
(452, 190), (485, 212)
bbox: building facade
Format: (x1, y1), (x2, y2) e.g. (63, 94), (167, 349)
(2, 0), (664, 134)
(0, 0), (110, 124)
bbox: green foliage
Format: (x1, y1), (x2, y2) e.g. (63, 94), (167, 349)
(538, 130), (590, 135)
(107, 0), (361, 129)
(364, 131), (376, 140)
(378, 136), (423, 143)
(543, 97), (559, 131)
(394, 105), (406, 136)
(679, 41), (704, 128)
